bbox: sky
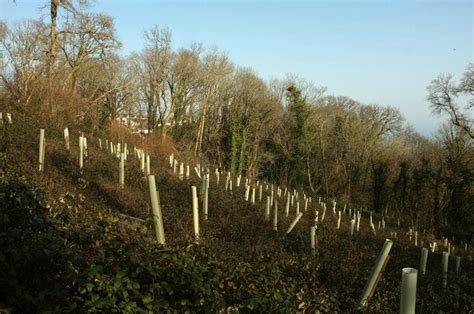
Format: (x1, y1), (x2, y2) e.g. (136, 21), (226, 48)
(1, 0), (473, 136)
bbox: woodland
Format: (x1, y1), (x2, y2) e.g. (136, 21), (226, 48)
(0, 1), (473, 312)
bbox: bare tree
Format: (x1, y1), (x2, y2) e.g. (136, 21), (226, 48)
(427, 65), (474, 139)
(193, 48), (233, 156)
(168, 46), (202, 125)
(45, 0), (88, 78)
(0, 20), (48, 105)
(132, 26), (172, 134)
(58, 12), (120, 93)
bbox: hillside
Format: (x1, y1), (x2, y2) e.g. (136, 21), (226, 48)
(0, 112), (473, 312)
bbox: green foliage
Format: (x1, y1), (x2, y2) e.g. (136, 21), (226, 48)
(0, 153), (73, 311)
(0, 114), (473, 312)
(285, 85), (310, 188)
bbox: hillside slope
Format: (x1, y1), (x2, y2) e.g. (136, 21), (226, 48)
(0, 113), (473, 312)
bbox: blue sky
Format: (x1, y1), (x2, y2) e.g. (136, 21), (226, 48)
(1, 0), (473, 136)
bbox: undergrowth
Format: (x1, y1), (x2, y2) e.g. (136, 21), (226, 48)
(0, 113), (473, 312)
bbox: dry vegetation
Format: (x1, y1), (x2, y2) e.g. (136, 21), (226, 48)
(0, 112), (473, 312)
(0, 1), (473, 312)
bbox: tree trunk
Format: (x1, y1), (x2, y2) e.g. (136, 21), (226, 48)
(238, 128), (248, 176)
(194, 93), (210, 156)
(47, 0), (58, 78)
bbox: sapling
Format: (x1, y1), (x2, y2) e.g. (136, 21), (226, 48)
(350, 219), (355, 236)
(148, 175), (166, 245)
(146, 155), (151, 176)
(285, 194), (290, 217)
(245, 185), (250, 201)
(296, 201), (300, 215)
(357, 213), (361, 232)
(179, 162), (184, 180)
(119, 152), (125, 189)
(455, 256), (461, 273)
(203, 175), (209, 220)
(64, 128), (70, 151)
(337, 211), (341, 230)
(186, 165), (190, 179)
(194, 167), (201, 179)
(83, 137), (88, 157)
(420, 248), (428, 275)
(285, 212), (303, 235)
(38, 129), (45, 172)
(321, 204), (326, 222)
(265, 196), (271, 221)
(359, 239), (393, 307)
(7, 112), (12, 124)
(200, 172), (206, 197)
(251, 187), (256, 204)
(273, 199), (278, 231)
(225, 176), (230, 191)
(79, 136), (84, 169)
(192, 186), (199, 242)
(173, 159), (177, 175)
(259, 185), (263, 202)
(371, 223), (376, 236)
(99, 138), (102, 150)
(400, 268), (418, 314)
(442, 252), (449, 286)
(310, 226), (316, 252)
